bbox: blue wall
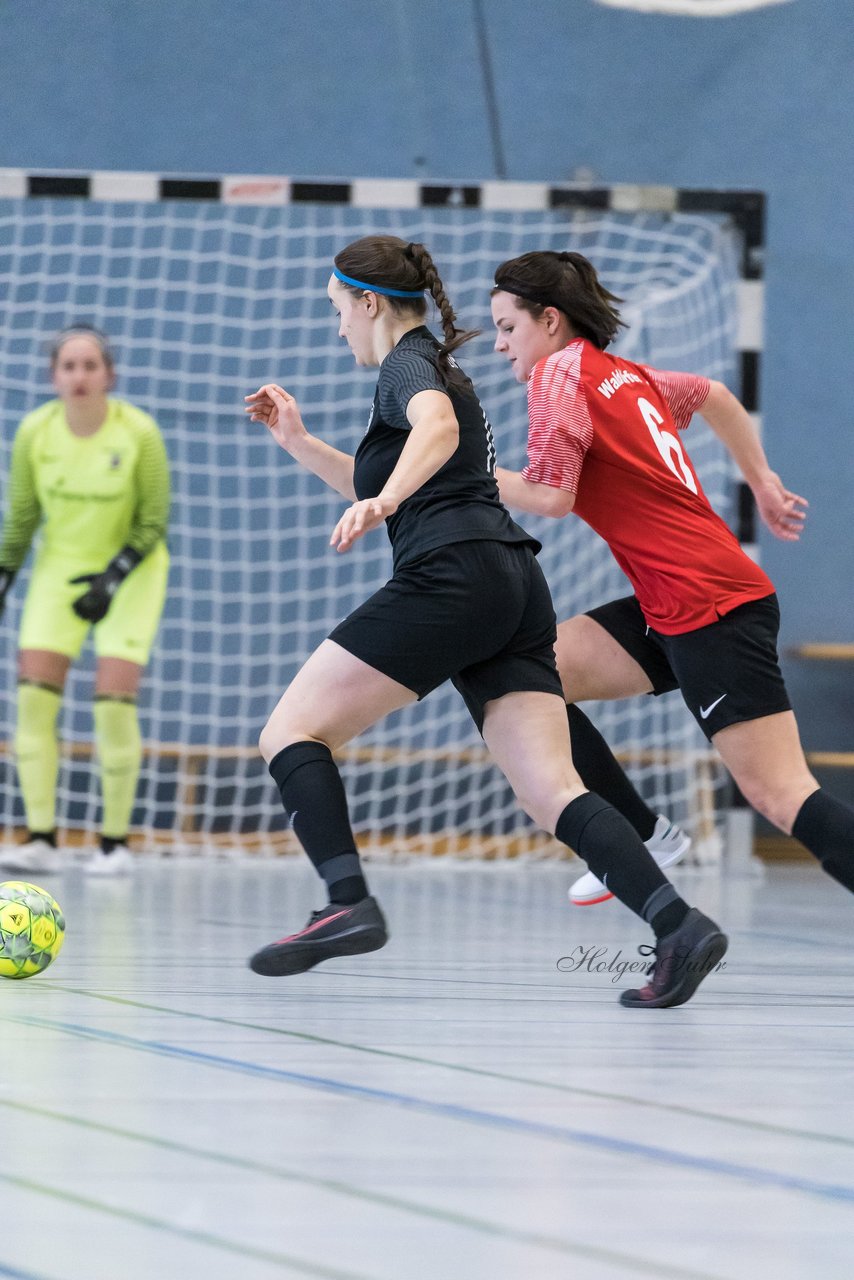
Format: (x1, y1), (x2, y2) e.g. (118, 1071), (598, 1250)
(0, 0), (852, 754)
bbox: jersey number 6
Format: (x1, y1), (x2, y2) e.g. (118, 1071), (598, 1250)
(638, 397), (698, 494)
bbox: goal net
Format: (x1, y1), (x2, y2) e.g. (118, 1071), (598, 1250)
(0, 189), (741, 859)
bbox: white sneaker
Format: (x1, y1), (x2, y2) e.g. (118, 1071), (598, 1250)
(84, 844), (135, 877)
(568, 814), (691, 906)
(0, 838), (64, 875)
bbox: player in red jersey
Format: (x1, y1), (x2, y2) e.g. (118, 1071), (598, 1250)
(490, 250), (854, 959)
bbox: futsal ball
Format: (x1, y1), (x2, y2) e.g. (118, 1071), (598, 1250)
(0, 880), (65, 979)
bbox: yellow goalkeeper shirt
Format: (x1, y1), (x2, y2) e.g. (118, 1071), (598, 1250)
(0, 398), (170, 571)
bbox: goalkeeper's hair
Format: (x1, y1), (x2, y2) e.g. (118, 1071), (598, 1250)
(334, 235), (478, 387)
(49, 322), (116, 373)
(493, 251), (625, 350)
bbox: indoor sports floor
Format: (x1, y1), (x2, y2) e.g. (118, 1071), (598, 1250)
(2, 858), (853, 1280)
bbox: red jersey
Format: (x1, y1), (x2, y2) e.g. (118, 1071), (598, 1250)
(522, 339), (774, 634)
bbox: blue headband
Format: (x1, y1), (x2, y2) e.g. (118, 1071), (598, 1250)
(332, 267), (424, 299)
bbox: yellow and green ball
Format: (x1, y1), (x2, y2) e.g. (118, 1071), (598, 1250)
(0, 880), (65, 978)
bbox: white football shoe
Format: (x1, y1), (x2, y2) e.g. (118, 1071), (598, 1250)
(84, 844), (135, 877)
(568, 815), (691, 906)
(0, 837), (64, 875)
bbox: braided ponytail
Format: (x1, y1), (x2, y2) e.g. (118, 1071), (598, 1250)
(406, 242), (479, 386)
(333, 235), (478, 387)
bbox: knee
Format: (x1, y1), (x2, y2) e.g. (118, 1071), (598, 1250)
(514, 782), (586, 836)
(734, 773), (778, 825)
(14, 718), (58, 764)
(737, 773), (818, 833)
(259, 719), (314, 764)
(14, 723), (46, 757)
(15, 683), (62, 744)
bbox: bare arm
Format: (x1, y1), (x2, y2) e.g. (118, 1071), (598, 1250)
(699, 380), (807, 541)
(495, 465), (575, 518)
(331, 389), (460, 552)
(245, 383), (356, 500)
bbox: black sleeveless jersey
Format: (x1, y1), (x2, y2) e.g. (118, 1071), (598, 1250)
(353, 326), (536, 570)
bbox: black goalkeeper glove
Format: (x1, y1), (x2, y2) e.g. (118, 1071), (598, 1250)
(69, 546), (142, 624)
(0, 567), (16, 619)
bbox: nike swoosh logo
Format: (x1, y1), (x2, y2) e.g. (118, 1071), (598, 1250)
(700, 694), (727, 720)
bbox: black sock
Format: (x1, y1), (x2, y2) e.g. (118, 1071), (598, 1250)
(556, 793), (689, 938)
(792, 789), (854, 893)
(269, 741), (368, 905)
(567, 705), (657, 841)
(100, 835), (127, 855)
(28, 830), (57, 848)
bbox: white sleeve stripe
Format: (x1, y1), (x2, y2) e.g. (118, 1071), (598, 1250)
(640, 366), (711, 431)
(524, 348), (592, 492)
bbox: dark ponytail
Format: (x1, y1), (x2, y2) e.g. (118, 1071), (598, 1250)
(333, 235), (478, 386)
(492, 251), (625, 349)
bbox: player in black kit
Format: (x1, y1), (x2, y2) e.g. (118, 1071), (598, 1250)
(243, 235), (726, 1008)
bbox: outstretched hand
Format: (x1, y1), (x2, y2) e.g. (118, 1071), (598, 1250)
(753, 472), (808, 541)
(245, 383), (307, 453)
(330, 497), (398, 553)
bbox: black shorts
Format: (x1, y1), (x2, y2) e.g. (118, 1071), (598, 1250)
(329, 540), (563, 732)
(585, 592), (792, 740)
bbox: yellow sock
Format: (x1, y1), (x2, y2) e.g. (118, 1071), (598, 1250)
(14, 681), (62, 833)
(94, 696), (142, 840)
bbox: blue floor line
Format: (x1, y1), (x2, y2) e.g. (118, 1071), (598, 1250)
(10, 1012), (854, 1207)
(0, 1266), (58, 1280)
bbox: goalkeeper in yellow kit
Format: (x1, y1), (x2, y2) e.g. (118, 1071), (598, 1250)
(0, 325), (169, 876)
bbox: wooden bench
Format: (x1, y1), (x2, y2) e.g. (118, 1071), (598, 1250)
(0, 738), (723, 860)
(789, 643), (854, 661)
(788, 643), (854, 771)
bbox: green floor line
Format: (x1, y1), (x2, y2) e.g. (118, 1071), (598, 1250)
(0, 1171), (376, 1280)
(0, 1098), (728, 1280)
(34, 982), (854, 1151)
